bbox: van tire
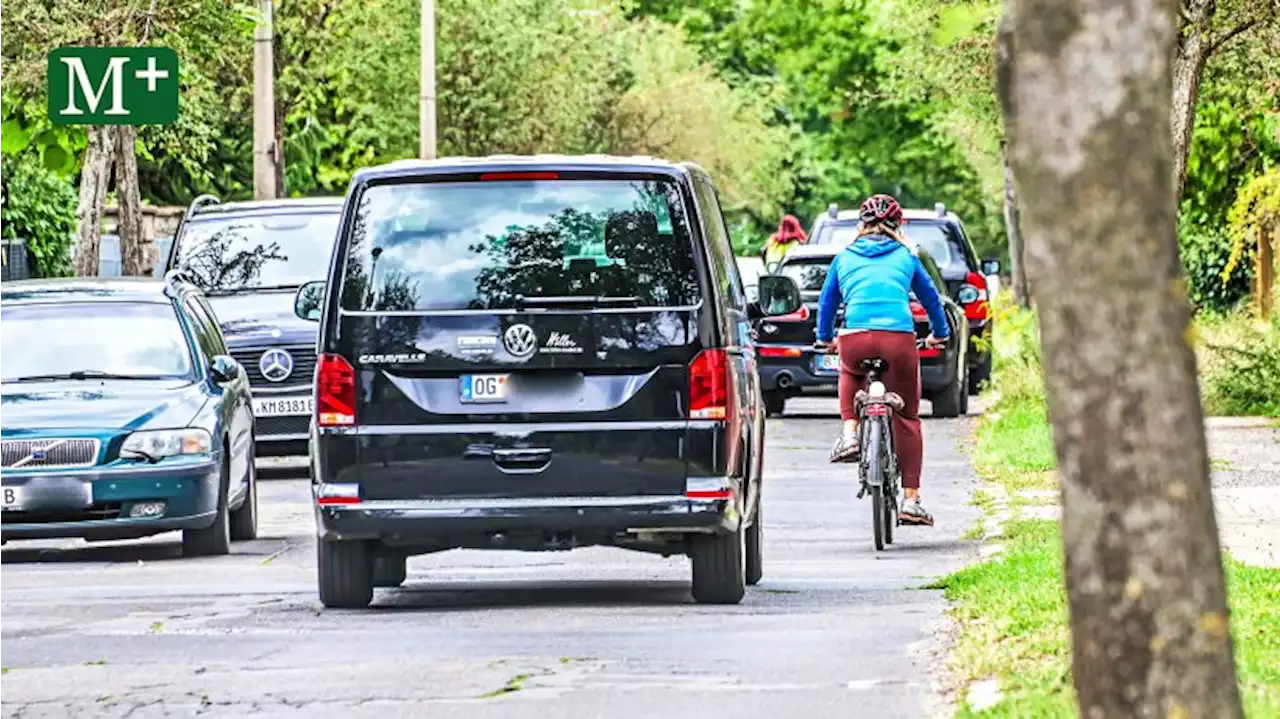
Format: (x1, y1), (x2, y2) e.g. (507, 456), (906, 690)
(373, 554), (408, 588)
(318, 539), (374, 608)
(763, 391), (786, 418)
(183, 457), (231, 557)
(745, 505), (763, 586)
(932, 365), (965, 418)
(969, 353), (992, 394)
(690, 526), (746, 604)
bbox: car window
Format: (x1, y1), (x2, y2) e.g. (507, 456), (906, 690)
(0, 302), (195, 381)
(779, 258), (831, 292)
(175, 212), (340, 294)
(814, 222), (959, 268)
(183, 298), (223, 359)
(340, 178), (701, 312)
(693, 177), (746, 313)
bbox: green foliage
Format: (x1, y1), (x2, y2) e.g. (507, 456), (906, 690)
(1225, 168), (1280, 280)
(1196, 310), (1280, 418)
(1180, 211), (1254, 311)
(974, 293), (1056, 475)
(0, 152), (77, 277)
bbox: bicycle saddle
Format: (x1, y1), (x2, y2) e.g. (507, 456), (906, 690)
(858, 357), (889, 372)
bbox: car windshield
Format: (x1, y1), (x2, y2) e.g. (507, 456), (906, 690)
(175, 212), (340, 294)
(340, 179), (701, 311)
(779, 258), (831, 292)
(814, 222), (956, 267)
(1, 302), (194, 382)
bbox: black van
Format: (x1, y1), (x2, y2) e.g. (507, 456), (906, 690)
(296, 156), (802, 608)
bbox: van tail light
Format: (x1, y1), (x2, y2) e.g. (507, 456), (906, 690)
(315, 354), (357, 427)
(962, 271), (990, 321)
(479, 171), (559, 181)
(688, 349), (729, 420)
(910, 300), (927, 320)
(758, 346), (803, 358)
(771, 304), (810, 323)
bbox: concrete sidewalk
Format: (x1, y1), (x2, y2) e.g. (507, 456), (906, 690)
(1208, 417), (1280, 567)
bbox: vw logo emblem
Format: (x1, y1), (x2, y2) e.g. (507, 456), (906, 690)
(503, 324), (537, 358)
(259, 348), (295, 382)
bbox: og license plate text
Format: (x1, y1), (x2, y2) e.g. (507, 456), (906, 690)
(461, 374), (509, 403)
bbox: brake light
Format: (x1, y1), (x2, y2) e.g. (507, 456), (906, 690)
(479, 171), (559, 181)
(771, 304), (810, 322)
(688, 349), (729, 419)
(910, 301), (927, 320)
(315, 354), (356, 427)
(962, 272), (990, 321)
(919, 347), (940, 358)
(758, 346), (803, 358)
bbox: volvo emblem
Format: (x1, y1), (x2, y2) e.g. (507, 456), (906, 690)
(259, 348), (295, 382)
(503, 324), (537, 358)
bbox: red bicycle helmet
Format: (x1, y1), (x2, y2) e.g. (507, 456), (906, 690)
(858, 194), (904, 229)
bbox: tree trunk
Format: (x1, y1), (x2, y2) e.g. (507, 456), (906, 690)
(114, 125), (151, 276)
(1000, 138), (1030, 307)
(274, 98), (287, 197)
(1172, 1), (1213, 202)
(73, 126), (115, 278)
(997, 1), (1243, 717)
(1258, 223), (1274, 319)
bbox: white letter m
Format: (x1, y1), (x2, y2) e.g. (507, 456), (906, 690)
(60, 56), (130, 116)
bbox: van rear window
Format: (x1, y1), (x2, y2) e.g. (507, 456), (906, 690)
(339, 179), (701, 312)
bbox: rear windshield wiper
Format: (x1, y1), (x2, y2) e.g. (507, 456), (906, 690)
(5, 371), (164, 382)
(513, 295), (640, 310)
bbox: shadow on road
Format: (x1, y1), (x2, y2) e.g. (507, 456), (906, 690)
(370, 579), (698, 611)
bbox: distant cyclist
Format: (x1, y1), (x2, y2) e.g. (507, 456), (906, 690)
(814, 194), (949, 526)
(760, 214), (807, 271)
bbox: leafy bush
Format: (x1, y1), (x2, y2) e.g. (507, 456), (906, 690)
(1196, 309), (1280, 418)
(0, 152), (76, 277)
(1179, 212), (1253, 311)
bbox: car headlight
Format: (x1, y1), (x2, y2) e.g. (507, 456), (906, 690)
(121, 429), (213, 460)
(957, 285), (980, 304)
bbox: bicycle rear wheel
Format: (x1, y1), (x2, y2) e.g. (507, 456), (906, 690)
(864, 418), (887, 551)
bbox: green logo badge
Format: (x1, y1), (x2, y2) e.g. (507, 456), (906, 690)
(48, 47), (179, 126)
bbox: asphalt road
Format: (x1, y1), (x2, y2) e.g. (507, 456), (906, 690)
(1, 397), (980, 719)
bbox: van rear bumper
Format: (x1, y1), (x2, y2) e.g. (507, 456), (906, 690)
(314, 491), (738, 542)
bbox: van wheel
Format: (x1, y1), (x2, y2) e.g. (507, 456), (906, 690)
(745, 505), (763, 586)
(689, 526), (746, 604)
(318, 539), (374, 608)
(932, 365), (965, 418)
(763, 391), (786, 417)
(373, 554), (408, 588)
(184, 457), (231, 557)
(969, 353), (992, 394)
(229, 451), (258, 541)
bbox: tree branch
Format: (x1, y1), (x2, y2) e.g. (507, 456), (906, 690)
(1207, 18), (1259, 55)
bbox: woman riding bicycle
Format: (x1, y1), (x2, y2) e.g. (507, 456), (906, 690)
(815, 194), (949, 526)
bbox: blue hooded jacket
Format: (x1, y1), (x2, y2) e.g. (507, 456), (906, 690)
(816, 235), (951, 342)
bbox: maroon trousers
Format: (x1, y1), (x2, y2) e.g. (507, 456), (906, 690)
(837, 330), (924, 489)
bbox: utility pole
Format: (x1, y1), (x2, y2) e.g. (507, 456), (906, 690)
(419, 0), (437, 160)
(253, 0), (278, 198)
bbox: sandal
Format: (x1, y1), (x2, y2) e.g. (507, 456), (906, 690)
(899, 499), (935, 526)
(829, 434), (860, 463)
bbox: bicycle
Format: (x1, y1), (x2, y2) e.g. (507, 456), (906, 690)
(816, 336), (937, 551)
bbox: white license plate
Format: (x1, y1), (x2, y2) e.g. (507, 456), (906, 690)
(2, 485), (23, 511)
(817, 354), (841, 372)
(252, 396), (315, 417)
(460, 374), (509, 403)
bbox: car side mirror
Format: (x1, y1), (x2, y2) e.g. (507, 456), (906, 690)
(294, 280), (326, 321)
(749, 274), (802, 319)
(982, 259), (1001, 275)
(209, 355), (241, 384)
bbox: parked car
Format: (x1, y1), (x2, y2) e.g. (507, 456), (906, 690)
(0, 277), (258, 555)
(755, 243), (969, 418)
(809, 203), (998, 393)
(297, 155), (802, 608)
(164, 196), (343, 457)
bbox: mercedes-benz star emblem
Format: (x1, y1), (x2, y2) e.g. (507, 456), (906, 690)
(503, 324), (537, 358)
(259, 348), (295, 382)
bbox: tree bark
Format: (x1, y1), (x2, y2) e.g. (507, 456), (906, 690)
(114, 125), (151, 276)
(274, 97), (287, 197)
(73, 126), (115, 278)
(1000, 139), (1030, 308)
(1172, 0), (1214, 202)
(997, 1), (1243, 717)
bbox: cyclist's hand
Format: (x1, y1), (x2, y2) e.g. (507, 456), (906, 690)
(814, 339), (836, 353)
(924, 334), (947, 349)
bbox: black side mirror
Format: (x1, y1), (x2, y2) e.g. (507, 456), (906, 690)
(749, 274), (802, 319)
(294, 280), (326, 321)
(982, 259), (1001, 275)
(209, 355), (241, 384)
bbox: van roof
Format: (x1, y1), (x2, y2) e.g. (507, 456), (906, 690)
(191, 197), (345, 217)
(352, 155), (699, 185)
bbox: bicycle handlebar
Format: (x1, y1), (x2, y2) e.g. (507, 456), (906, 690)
(811, 336), (947, 353)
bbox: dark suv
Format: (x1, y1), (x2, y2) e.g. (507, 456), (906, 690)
(757, 243), (969, 418)
(296, 156), (802, 608)
(809, 204), (999, 392)
(165, 197), (343, 457)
